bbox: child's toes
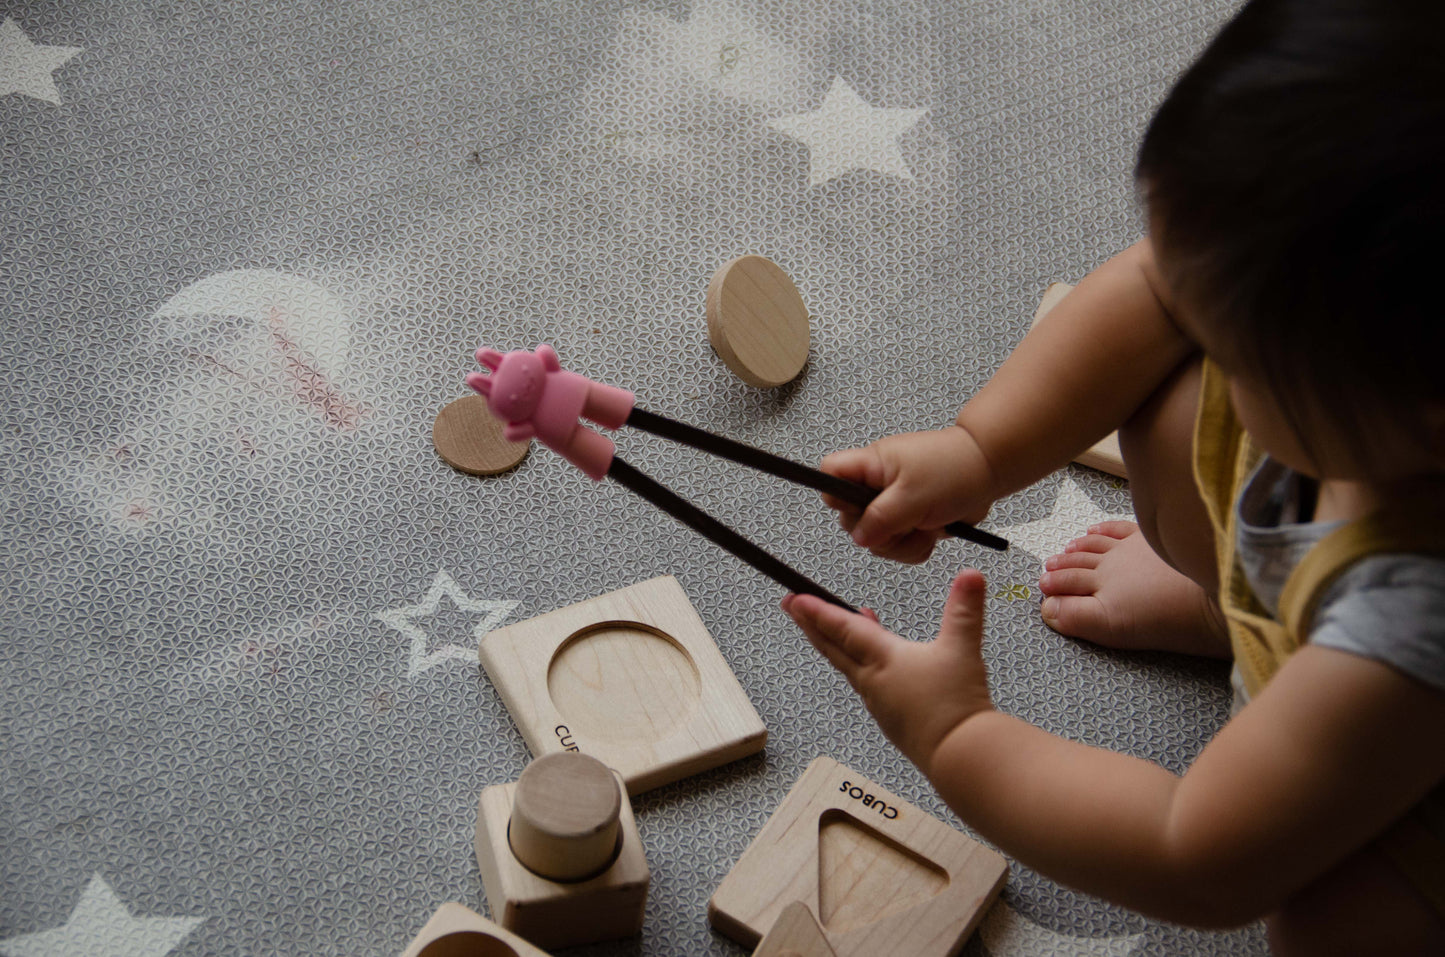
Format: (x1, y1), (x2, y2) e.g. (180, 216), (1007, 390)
(1088, 520), (1139, 540)
(1067, 532), (1131, 555)
(1043, 550), (1102, 572)
(1039, 566), (1099, 596)
(1040, 593), (1108, 637)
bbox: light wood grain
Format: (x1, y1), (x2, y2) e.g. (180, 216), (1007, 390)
(433, 394), (530, 476)
(707, 255), (811, 388)
(709, 756), (1007, 957)
(509, 752), (622, 882)
(478, 575), (768, 794)
(399, 902), (554, 957)
(752, 901), (838, 957)
(1031, 282), (1128, 479)
(475, 768), (649, 950)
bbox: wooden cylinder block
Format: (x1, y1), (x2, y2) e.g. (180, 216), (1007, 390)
(508, 752), (623, 882)
(706, 255), (810, 388)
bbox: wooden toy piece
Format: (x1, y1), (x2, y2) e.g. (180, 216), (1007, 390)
(478, 575), (768, 795)
(399, 902), (554, 957)
(707, 255), (811, 388)
(752, 902), (838, 957)
(1032, 282), (1127, 478)
(709, 756), (1008, 957)
(433, 394), (531, 476)
(475, 756), (649, 950)
(507, 752), (623, 882)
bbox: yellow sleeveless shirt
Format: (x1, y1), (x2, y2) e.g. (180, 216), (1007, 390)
(1192, 358), (1445, 914)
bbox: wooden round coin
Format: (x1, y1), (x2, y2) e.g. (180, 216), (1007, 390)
(508, 752), (623, 882)
(432, 394), (530, 476)
(706, 255), (810, 388)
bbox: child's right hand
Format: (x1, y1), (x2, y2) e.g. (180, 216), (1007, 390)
(820, 425), (997, 564)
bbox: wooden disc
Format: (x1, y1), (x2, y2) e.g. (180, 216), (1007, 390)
(706, 255), (810, 388)
(432, 394), (530, 476)
(508, 752), (623, 881)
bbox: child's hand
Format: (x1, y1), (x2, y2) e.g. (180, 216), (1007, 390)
(821, 425), (996, 564)
(781, 570), (995, 776)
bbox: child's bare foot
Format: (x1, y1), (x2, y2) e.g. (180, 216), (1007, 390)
(1038, 521), (1229, 657)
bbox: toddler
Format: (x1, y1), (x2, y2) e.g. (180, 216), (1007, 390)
(782, 1), (1445, 952)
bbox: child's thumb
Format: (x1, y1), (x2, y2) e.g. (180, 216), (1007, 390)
(937, 568), (987, 650)
(852, 483), (921, 547)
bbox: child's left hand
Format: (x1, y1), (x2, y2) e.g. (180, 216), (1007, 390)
(781, 570), (995, 776)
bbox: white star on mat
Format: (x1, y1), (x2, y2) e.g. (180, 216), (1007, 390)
(767, 76), (928, 186)
(980, 899), (1143, 957)
(374, 570), (518, 679)
(998, 477), (1133, 562)
(1, 18), (82, 106)
(0, 874), (205, 957)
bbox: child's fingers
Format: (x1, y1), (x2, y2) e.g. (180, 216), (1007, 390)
(783, 593), (893, 666)
(820, 447), (886, 489)
(799, 619), (863, 684)
(936, 568), (987, 650)
(826, 500), (863, 535)
(869, 528), (940, 565)
(780, 596), (859, 679)
(851, 484), (926, 550)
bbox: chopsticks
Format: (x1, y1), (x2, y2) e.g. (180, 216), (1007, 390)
(624, 408), (1009, 551)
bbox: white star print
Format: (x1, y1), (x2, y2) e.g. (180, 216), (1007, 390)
(374, 569), (518, 679)
(1, 18), (82, 106)
(0, 874), (205, 957)
(767, 76), (928, 187)
(999, 477), (1133, 562)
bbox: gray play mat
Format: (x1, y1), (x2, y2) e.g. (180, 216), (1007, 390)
(1, 2), (1265, 954)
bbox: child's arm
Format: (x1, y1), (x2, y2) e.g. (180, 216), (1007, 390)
(783, 582), (1445, 926)
(826, 239), (1197, 560)
(951, 237), (1195, 498)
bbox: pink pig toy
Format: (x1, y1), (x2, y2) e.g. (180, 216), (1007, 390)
(465, 344), (635, 480)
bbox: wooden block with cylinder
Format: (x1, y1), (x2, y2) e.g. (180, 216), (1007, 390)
(475, 752), (650, 950)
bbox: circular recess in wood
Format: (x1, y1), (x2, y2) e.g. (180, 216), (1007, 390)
(417, 931), (520, 957)
(432, 394), (530, 476)
(509, 752), (623, 881)
(546, 622), (701, 745)
(706, 255), (810, 388)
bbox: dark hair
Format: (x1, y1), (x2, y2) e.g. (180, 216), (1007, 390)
(1137, 0), (1444, 469)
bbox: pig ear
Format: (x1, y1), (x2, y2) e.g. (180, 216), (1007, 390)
(476, 348), (504, 371)
(464, 371), (492, 396)
(537, 344), (561, 372)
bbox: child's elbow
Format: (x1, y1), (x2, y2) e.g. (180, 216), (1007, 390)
(1152, 884), (1273, 931)
(1154, 839), (1283, 929)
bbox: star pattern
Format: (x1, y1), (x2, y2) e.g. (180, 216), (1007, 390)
(1, 18), (82, 106)
(999, 476), (1134, 562)
(0, 874), (205, 957)
(374, 569), (519, 679)
(767, 76), (928, 186)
